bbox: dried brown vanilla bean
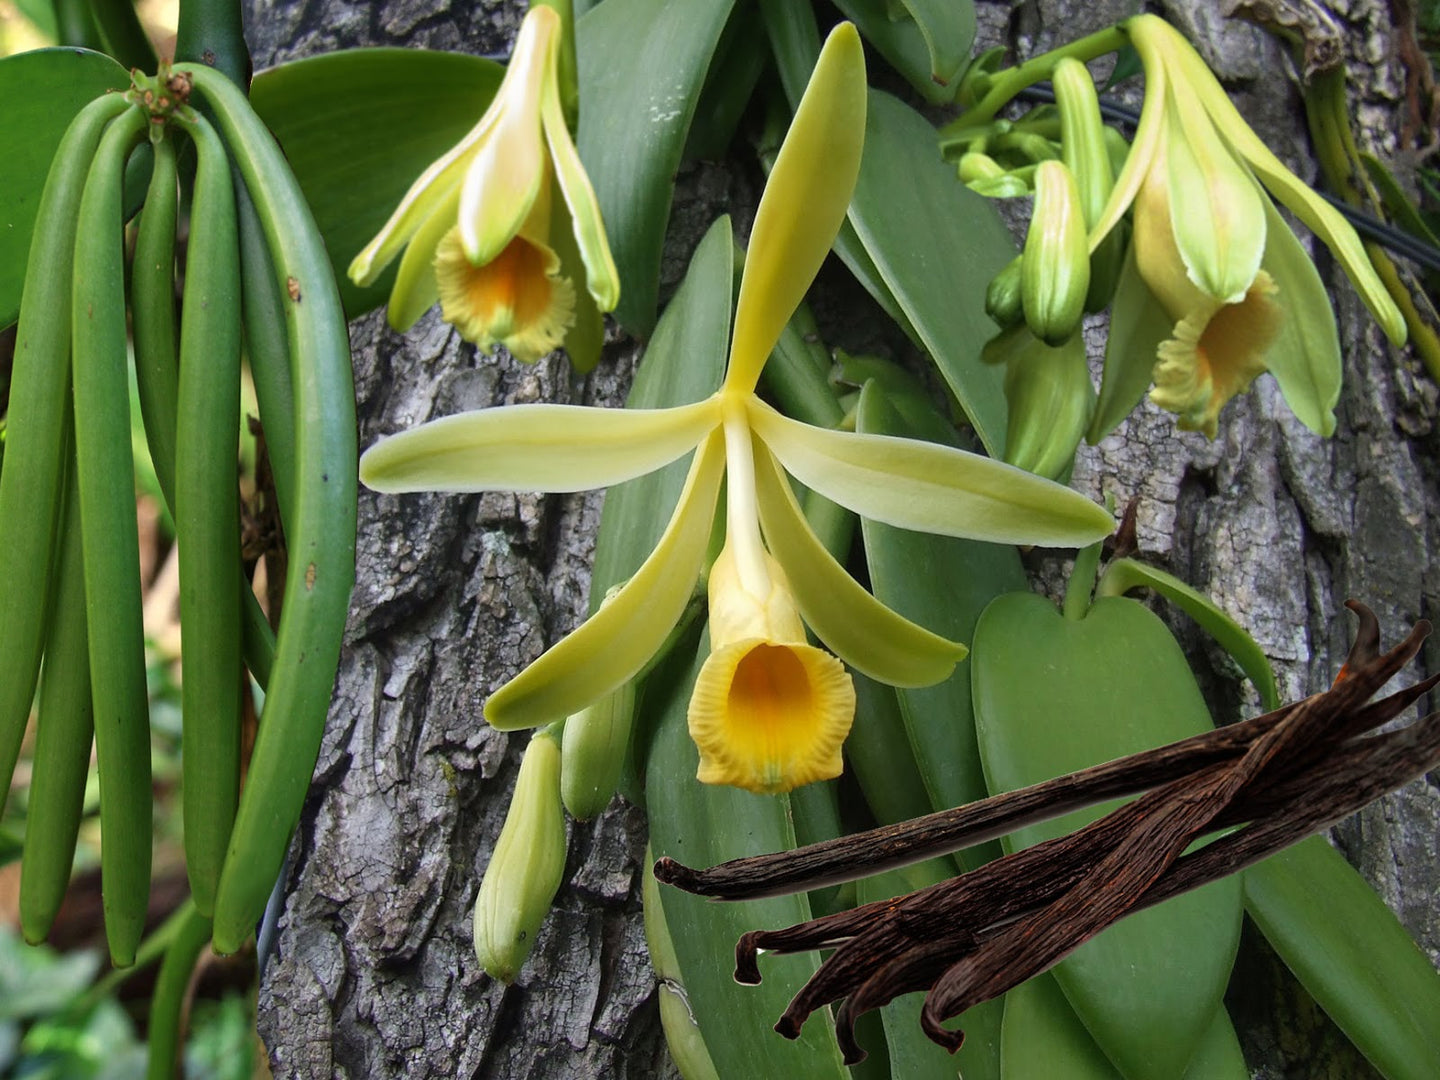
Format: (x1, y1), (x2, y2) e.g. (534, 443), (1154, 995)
(654, 603), (1440, 1063)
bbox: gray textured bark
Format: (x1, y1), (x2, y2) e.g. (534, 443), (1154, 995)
(245, 0), (1439, 1076)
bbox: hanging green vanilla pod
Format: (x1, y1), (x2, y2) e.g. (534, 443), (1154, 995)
(474, 731), (568, 983)
(983, 255), (1024, 330)
(1022, 160), (1090, 345)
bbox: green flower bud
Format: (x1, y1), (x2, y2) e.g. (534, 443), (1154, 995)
(1052, 58), (1125, 311)
(473, 731), (567, 983)
(643, 850), (721, 1080)
(1021, 160), (1090, 345)
(958, 150), (1006, 184)
(984, 325), (1095, 480)
(560, 679), (636, 820)
(968, 174), (1032, 199)
(985, 255), (1025, 330)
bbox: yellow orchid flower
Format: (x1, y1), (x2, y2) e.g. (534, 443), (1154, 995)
(348, 3), (618, 368)
(1089, 14), (1405, 437)
(360, 24), (1115, 793)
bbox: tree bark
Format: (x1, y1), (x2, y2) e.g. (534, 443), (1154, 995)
(246, 0), (1439, 1076)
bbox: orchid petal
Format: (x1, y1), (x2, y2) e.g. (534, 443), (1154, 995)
(1164, 87), (1266, 304)
(386, 184), (461, 332)
(542, 67), (619, 312)
(347, 116), (495, 288)
(1259, 194), (1342, 436)
(458, 6), (554, 267)
(749, 398), (1114, 546)
(484, 430), (727, 729)
(360, 397), (721, 494)
(724, 23), (866, 395)
(1087, 39), (1164, 253)
(1165, 24), (1405, 344)
(753, 440), (966, 687)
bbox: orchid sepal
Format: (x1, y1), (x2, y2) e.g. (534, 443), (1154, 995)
(485, 430), (727, 730)
(359, 397), (721, 495)
(747, 398), (1115, 547)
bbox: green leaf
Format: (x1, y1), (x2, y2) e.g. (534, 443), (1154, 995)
(0, 47), (129, 329)
(1257, 195), (1342, 437)
(833, 0), (974, 105)
(1088, 238), (1168, 443)
(972, 592), (1243, 1080)
(1000, 973), (1122, 1079)
(589, 215), (731, 602)
(855, 383), (1025, 861)
(846, 91), (1015, 455)
(248, 48), (505, 320)
(1243, 836), (1440, 1080)
(647, 632), (851, 1080)
(1095, 557), (1280, 710)
(576, 0), (735, 337)
(1181, 1006), (1250, 1078)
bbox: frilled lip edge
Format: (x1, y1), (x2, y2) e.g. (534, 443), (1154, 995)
(653, 600), (1440, 1065)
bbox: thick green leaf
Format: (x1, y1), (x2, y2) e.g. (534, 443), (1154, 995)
(1003, 979), (1247, 1079)
(1088, 239), (1168, 443)
(647, 632), (850, 1080)
(1258, 195), (1342, 437)
(972, 592), (1243, 1080)
(1243, 836), (1440, 1080)
(833, 0), (974, 105)
(856, 383), (1024, 861)
(577, 0), (735, 337)
(0, 47), (128, 329)
(847, 91), (1015, 454)
(1181, 1007), (1250, 1077)
(589, 215), (730, 604)
(1095, 557), (1279, 710)
(249, 48), (504, 320)
(856, 861), (1002, 1080)
(1001, 974), (1121, 1079)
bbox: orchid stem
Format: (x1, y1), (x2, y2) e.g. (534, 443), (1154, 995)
(941, 25), (1129, 137)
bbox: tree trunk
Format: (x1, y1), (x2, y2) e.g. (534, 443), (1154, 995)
(246, 0), (1439, 1076)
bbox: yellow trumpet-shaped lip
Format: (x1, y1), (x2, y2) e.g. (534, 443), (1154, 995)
(1149, 270), (1283, 437)
(435, 216), (576, 363)
(688, 638), (855, 795)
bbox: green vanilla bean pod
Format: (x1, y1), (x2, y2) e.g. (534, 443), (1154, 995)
(144, 900), (214, 1080)
(474, 731), (568, 982)
(1052, 57), (1123, 311)
(236, 177), (297, 532)
(19, 450), (95, 944)
(130, 132), (180, 506)
(0, 91), (129, 811)
(71, 103), (152, 967)
(1021, 159), (1090, 345)
(175, 64), (357, 953)
(171, 109), (245, 917)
